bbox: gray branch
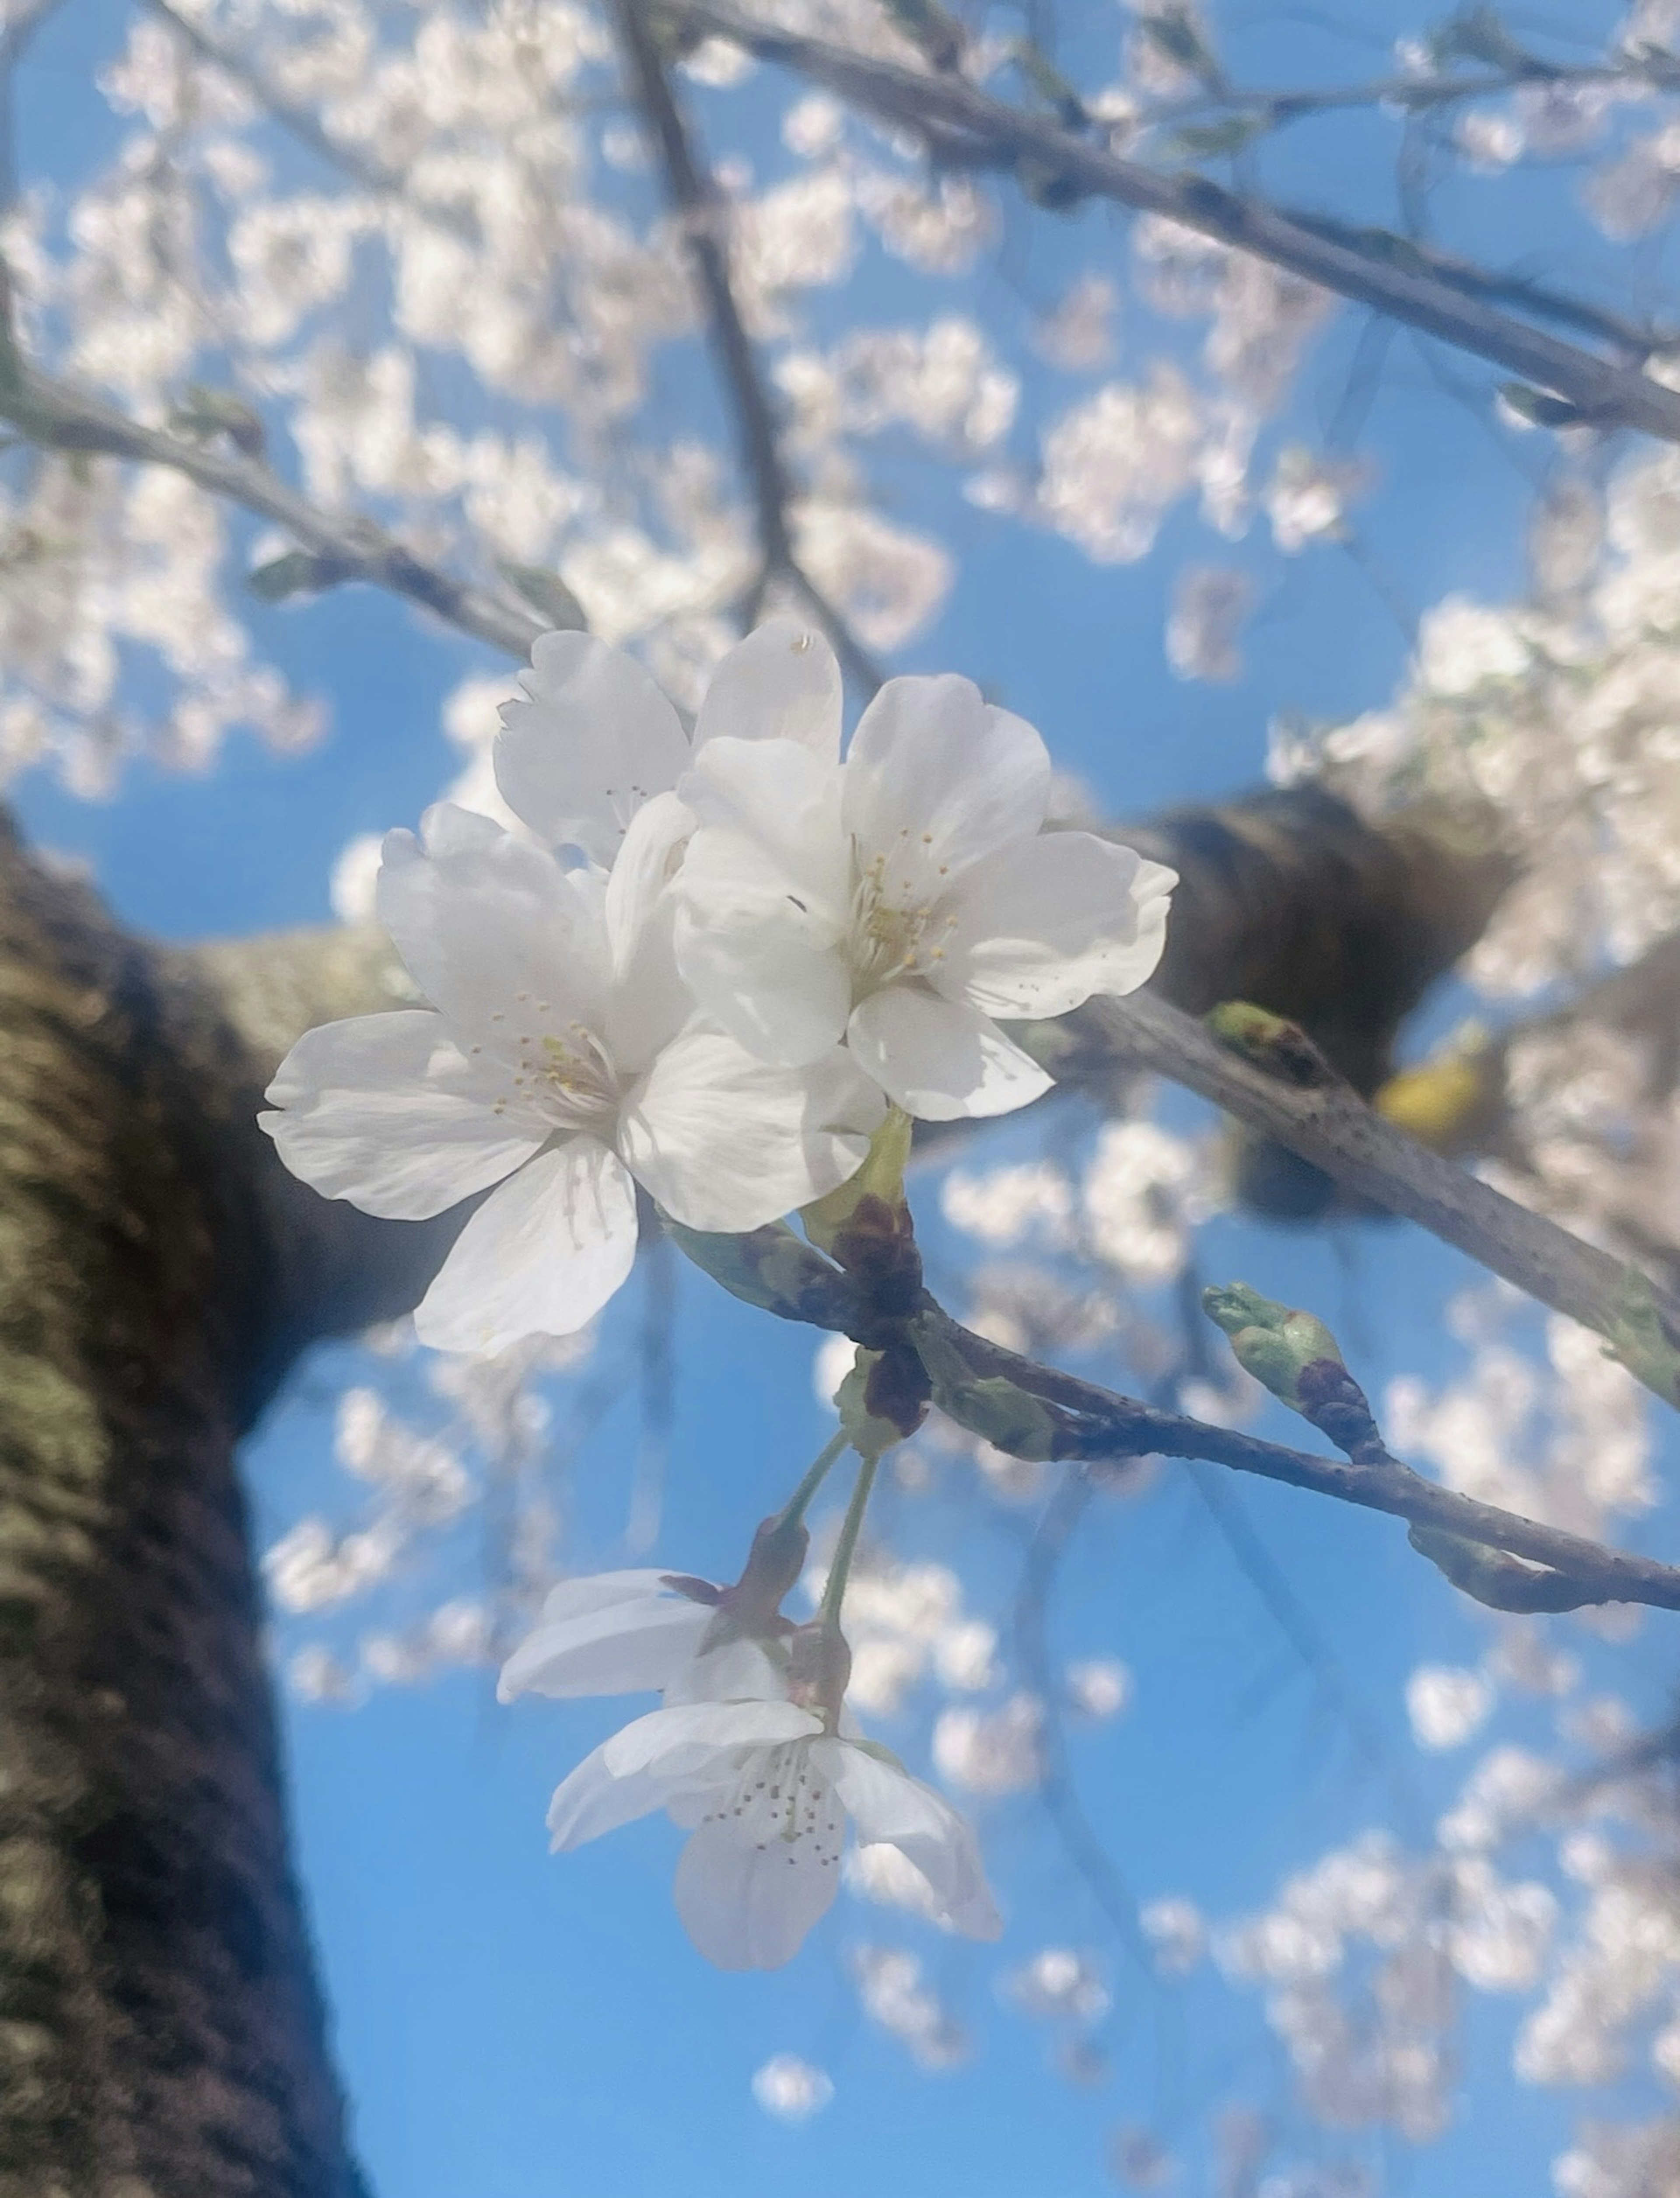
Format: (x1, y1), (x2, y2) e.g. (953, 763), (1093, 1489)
(611, 0), (884, 690)
(658, 0), (1680, 442)
(1034, 986), (1680, 1410)
(0, 357), (546, 657)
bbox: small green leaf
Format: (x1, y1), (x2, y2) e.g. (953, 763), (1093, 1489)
(495, 560), (588, 631)
(1605, 1277), (1680, 1410)
(662, 1216), (847, 1322)
(170, 384), (266, 458)
(247, 550), (342, 602)
(1427, 7), (1526, 70)
(1169, 114), (1269, 161)
(912, 1312), (1064, 1461)
(1498, 382), (1591, 431)
(1140, 5), (1212, 74)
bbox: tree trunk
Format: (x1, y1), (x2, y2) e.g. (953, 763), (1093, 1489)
(0, 816), (450, 2198)
(0, 785), (1501, 2193)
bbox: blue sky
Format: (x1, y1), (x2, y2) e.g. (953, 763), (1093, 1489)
(11, 1), (1679, 2193)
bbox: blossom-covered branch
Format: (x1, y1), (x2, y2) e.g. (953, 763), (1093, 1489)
(136, 0), (470, 231)
(655, 0), (1680, 444)
(0, 353), (547, 658)
(609, 0), (883, 691)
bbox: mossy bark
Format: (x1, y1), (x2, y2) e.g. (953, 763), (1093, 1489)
(0, 818), (451, 2198)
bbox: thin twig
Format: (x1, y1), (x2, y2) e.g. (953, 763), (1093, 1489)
(921, 1303), (1680, 1613)
(658, 0), (1680, 443)
(611, 0), (883, 690)
(1036, 987), (1680, 1410)
(666, 1224), (1680, 1613)
(0, 359), (546, 657)
(138, 0), (450, 225)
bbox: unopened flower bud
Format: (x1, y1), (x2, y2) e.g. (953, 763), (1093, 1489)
(1201, 1281), (1383, 1459)
(727, 1512), (811, 1631)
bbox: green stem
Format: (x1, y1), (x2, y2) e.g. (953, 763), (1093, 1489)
(774, 1428), (849, 1533)
(819, 1449), (880, 1629)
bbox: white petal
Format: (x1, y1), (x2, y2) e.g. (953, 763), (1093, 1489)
(814, 1740), (1002, 1940)
(603, 1699), (821, 1779)
(261, 1011), (541, 1219)
(546, 1745), (667, 1852)
(664, 1638), (788, 1707)
(693, 617), (842, 760)
(416, 802), (505, 855)
(679, 736), (850, 924)
(599, 793), (696, 1073)
(376, 813), (612, 1040)
(846, 986), (1052, 1121)
(533, 1568), (693, 1624)
(675, 738), (852, 1065)
(673, 1816), (840, 1970)
(495, 631), (689, 860)
(842, 677), (1050, 891)
(603, 790), (695, 976)
(413, 1136), (638, 1353)
(497, 1598), (713, 1702)
(936, 833), (1177, 1018)
(674, 892), (852, 1068)
(619, 1029), (883, 1231)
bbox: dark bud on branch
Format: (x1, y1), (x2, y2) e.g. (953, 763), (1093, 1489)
(1203, 1281), (1386, 1462)
(1205, 999), (1337, 1087)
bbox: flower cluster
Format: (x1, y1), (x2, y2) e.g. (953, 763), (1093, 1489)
(262, 618), (1174, 1349)
(498, 1558), (1001, 1971)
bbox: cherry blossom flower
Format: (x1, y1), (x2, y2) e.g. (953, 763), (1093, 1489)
(545, 1695), (1001, 1969)
(498, 1570), (719, 1702)
(497, 1567), (787, 1706)
(493, 614), (841, 864)
(490, 614), (1173, 1121)
(675, 672), (1176, 1119)
(261, 798), (882, 1353)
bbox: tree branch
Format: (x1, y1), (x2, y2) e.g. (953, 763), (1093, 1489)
(138, 0), (447, 225)
(668, 1221), (1680, 1613)
(611, 0), (884, 691)
(0, 357), (547, 657)
(656, 0), (1680, 442)
(1029, 985), (1680, 1410)
(920, 1304), (1680, 1613)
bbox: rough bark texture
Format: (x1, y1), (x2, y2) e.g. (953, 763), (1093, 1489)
(1131, 786), (1508, 1097)
(0, 783), (1504, 2194)
(0, 817), (451, 2198)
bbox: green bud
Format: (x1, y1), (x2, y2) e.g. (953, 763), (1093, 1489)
(1202, 1282), (1384, 1459)
(1204, 1000), (1334, 1086)
(1202, 1281), (1340, 1406)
